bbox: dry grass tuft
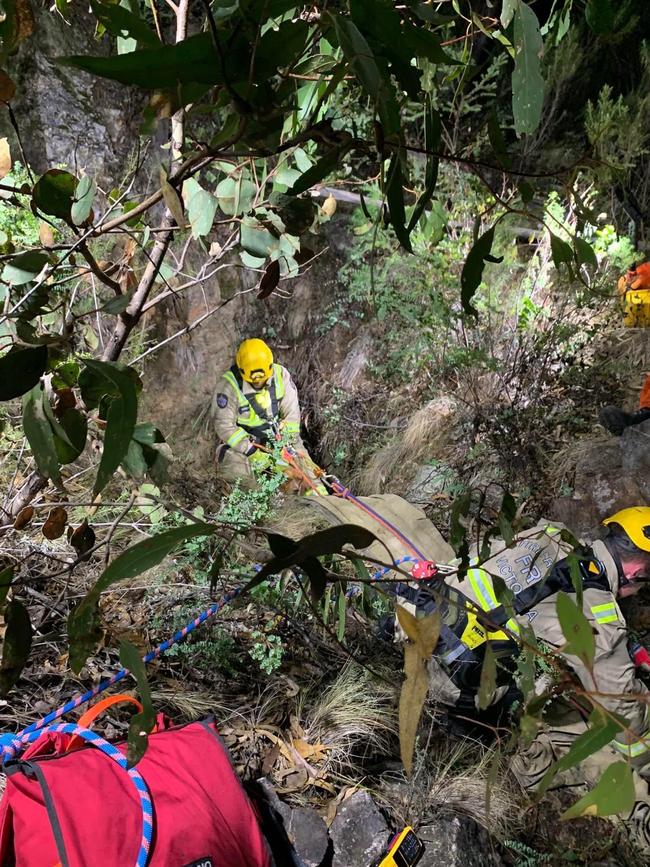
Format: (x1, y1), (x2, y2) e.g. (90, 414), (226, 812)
(376, 737), (523, 840)
(547, 433), (614, 496)
(151, 686), (220, 720)
(299, 662), (398, 775)
(356, 397), (460, 494)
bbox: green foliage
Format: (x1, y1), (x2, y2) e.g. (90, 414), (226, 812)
(511, 1), (545, 136)
(68, 521), (217, 672)
(0, 163), (41, 249)
(248, 630), (284, 675)
(0, 600), (32, 696)
(119, 640), (156, 765)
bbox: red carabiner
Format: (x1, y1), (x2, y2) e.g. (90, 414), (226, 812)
(411, 560), (438, 580)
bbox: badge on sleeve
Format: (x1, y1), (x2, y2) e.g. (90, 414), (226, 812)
(216, 393), (228, 408)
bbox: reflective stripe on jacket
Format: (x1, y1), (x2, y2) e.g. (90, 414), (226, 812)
(212, 362), (301, 455)
(398, 521), (650, 749)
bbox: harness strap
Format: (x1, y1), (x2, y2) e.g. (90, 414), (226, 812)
(225, 365), (280, 441)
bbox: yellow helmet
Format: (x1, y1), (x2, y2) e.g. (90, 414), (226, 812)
(236, 338), (273, 385)
(603, 507), (650, 554)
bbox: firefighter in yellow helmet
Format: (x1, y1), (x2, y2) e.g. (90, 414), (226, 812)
(396, 506), (650, 847)
(212, 339), (304, 483)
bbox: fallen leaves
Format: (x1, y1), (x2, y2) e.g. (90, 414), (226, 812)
(13, 506), (34, 530)
(42, 506), (68, 540)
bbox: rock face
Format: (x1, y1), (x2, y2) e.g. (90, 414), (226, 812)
(418, 815), (508, 867)
(256, 781), (507, 867)
(550, 421), (650, 534)
(2, 6), (149, 185)
(330, 791), (388, 867)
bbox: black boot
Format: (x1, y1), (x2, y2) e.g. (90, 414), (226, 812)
(599, 406), (650, 436)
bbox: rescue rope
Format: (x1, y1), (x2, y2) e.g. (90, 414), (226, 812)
(326, 478), (428, 560)
(17, 722), (153, 867)
(1, 587), (243, 762)
(2, 462), (434, 765)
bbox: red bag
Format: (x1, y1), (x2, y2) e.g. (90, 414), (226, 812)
(0, 700), (272, 867)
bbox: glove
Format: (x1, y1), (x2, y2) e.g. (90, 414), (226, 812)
(248, 448), (272, 470)
(629, 641), (650, 674)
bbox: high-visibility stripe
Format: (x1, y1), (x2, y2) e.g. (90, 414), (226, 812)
(283, 421), (300, 434)
(612, 737), (650, 758)
(273, 363), (285, 400)
(468, 568), (498, 611)
(443, 644), (467, 664)
(505, 617), (520, 635)
(226, 428), (247, 447)
(591, 602), (619, 624)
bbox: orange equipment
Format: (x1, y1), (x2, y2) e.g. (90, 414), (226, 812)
(618, 262), (650, 327)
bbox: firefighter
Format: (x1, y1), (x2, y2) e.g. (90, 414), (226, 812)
(599, 372), (650, 435)
(396, 507), (650, 846)
(212, 338), (303, 483)
(599, 263), (650, 434)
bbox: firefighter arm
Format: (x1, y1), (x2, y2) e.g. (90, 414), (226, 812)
(279, 368), (301, 441)
(212, 383), (253, 456)
(569, 598), (650, 749)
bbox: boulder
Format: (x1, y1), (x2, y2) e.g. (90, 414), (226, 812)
(418, 814), (508, 867)
(330, 791), (388, 867)
(2, 7), (152, 185)
(255, 778), (330, 867)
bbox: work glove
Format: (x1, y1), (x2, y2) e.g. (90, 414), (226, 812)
(629, 640), (650, 675)
(248, 448), (272, 470)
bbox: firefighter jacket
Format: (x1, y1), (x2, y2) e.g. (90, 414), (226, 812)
(212, 363), (301, 456)
(397, 522), (650, 755)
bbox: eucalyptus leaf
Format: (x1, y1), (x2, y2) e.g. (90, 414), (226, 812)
(0, 345), (48, 400)
(512, 1), (544, 136)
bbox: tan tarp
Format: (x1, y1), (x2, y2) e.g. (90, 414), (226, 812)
(307, 492), (454, 574)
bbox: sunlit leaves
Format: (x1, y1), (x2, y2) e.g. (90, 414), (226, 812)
(511, 1), (544, 136)
(216, 172), (257, 216)
(562, 761), (635, 819)
(71, 175), (96, 226)
(2, 250), (49, 286)
(182, 177), (218, 239)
